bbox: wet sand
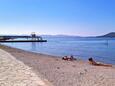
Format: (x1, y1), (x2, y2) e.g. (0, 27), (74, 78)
(0, 44), (115, 86)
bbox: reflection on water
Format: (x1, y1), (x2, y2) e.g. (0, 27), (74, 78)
(31, 42), (37, 51)
(2, 37), (115, 64)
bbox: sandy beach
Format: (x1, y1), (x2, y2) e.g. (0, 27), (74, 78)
(0, 44), (115, 86)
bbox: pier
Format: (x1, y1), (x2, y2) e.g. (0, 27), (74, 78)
(0, 33), (47, 42)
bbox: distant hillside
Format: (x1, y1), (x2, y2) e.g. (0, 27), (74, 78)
(41, 35), (81, 38)
(98, 32), (115, 38)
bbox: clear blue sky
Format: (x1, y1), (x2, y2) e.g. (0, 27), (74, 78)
(0, 0), (115, 36)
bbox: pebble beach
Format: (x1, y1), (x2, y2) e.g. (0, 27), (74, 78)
(0, 44), (115, 86)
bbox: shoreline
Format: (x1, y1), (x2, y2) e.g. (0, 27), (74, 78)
(0, 44), (115, 86)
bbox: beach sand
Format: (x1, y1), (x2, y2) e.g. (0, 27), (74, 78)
(0, 46), (52, 86)
(0, 44), (115, 86)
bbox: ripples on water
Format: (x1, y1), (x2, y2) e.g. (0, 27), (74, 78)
(2, 36), (115, 64)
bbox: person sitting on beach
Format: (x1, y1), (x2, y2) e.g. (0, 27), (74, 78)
(88, 57), (112, 67)
(69, 55), (74, 61)
(70, 55), (76, 61)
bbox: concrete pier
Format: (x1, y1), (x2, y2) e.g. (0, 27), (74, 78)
(0, 33), (47, 42)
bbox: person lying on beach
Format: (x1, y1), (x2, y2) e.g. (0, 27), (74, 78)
(62, 55), (76, 61)
(88, 58), (112, 67)
(62, 56), (68, 60)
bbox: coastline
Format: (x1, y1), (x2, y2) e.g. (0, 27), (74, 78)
(0, 44), (115, 86)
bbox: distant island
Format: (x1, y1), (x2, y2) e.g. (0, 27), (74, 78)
(97, 32), (115, 38)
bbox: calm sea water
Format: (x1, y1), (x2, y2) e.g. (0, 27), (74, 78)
(2, 36), (115, 64)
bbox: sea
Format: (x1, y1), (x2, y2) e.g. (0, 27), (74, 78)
(2, 36), (115, 64)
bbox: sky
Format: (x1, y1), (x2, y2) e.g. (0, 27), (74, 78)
(0, 0), (115, 36)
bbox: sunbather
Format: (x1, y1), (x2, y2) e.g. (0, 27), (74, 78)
(62, 55), (76, 61)
(62, 56), (68, 60)
(88, 58), (112, 67)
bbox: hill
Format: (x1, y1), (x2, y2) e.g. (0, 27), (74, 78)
(98, 32), (115, 38)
